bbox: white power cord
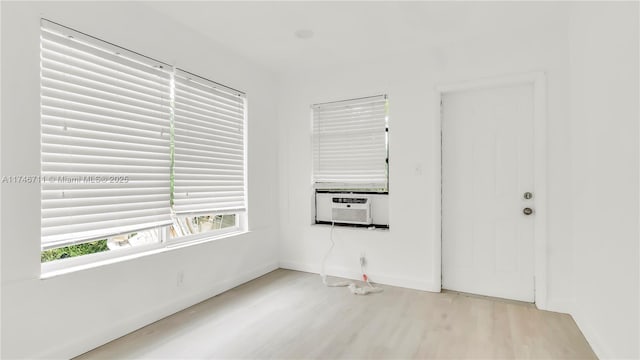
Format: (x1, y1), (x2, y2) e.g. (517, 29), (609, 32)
(320, 222), (383, 295)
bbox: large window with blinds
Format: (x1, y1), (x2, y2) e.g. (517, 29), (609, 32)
(312, 95), (389, 192)
(40, 20), (246, 266)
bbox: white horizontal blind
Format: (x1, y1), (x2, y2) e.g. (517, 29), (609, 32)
(312, 95), (388, 190)
(173, 69), (246, 215)
(41, 20), (173, 249)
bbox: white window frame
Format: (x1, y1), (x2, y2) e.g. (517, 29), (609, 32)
(40, 19), (248, 275)
(42, 214), (246, 276)
(165, 212), (244, 247)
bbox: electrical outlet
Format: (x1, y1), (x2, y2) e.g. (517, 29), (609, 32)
(176, 271), (184, 287)
(360, 253), (367, 267)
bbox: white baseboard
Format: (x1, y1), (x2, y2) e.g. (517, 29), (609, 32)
(41, 261), (279, 359)
(544, 298), (574, 314)
(571, 306), (612, 359)
(279, 261), (438, 292)
(539, 299), (610, 358)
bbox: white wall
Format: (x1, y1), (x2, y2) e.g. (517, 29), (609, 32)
(569, 2), (639, 358)
(0, 2), (279, 358)
(277, 5), (576, 306)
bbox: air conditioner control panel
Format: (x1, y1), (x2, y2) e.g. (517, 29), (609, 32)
(332, 197), (368, 204)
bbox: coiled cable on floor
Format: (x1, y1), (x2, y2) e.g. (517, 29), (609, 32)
(320, 222), (383, 295)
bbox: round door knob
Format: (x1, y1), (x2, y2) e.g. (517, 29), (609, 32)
(523, 207), (534, 215)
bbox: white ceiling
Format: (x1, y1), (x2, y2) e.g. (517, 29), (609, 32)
(147, 1), (566, 74)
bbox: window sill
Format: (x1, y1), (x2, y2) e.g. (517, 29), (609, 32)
(315, 190), (389, 195)
(311, 223), (390, 231)
(40, 229), (248, 280)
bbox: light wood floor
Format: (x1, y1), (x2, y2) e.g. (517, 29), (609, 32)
(77, 269), (596, 359)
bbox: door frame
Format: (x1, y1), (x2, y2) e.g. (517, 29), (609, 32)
(434, 72), (548, 309)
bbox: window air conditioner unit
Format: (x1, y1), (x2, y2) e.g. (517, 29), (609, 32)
(331, 196), (372, 225)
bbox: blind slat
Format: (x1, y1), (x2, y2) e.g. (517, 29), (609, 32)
(175, 70), (244, 102)
(174, 107), (244, 129)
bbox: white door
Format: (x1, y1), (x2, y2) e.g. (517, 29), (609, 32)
(442, 83), (535, 302)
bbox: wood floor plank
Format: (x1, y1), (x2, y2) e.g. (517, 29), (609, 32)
(76, 269), (597, 359)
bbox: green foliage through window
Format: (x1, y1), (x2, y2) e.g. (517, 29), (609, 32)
(41, 239), (109, 263)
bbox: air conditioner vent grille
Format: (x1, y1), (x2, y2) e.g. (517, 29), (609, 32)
(330, 196), (372, 225)
(332, 208), (369, 224)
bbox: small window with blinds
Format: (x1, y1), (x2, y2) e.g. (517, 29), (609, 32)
(312, 95), (389, 192)
(40, 20), (247, 266)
